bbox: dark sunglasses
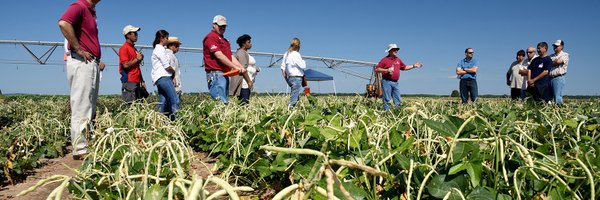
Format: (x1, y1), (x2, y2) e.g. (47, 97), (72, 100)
(467, 52), (474, 54)
(527, 51), (535, 53)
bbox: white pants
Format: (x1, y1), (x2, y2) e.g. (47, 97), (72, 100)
(66, 58), (100, 155)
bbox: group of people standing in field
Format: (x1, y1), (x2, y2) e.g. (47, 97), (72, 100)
(57, 0), (571, 160)
(453, 41), (570, 106)
(57, 0), (300, 160)
(374, 40), (570, 111)
(506, 41), (570, 105)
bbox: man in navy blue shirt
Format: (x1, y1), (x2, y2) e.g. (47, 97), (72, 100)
(527, 42), (552, 104)
(456, 48), (479, 104)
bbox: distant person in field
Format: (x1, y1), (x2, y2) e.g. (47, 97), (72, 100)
(456, 48), (479, 104)
(233, 34), (259, 105)
(375, 43), (423, 111)
(527, 42), (552, 104)
(203, 15), (252, 104)
(521, 47), (537, 98)
(59, 0), (106, 160)
(281, 37), (306, 108)
(119, 25), (147, 103)
(506, 50), (527, 100)
(549, 40), (570, 105)
(151, 30), (179, 120)
(166, 37), (183, 101)
(244, 54), (259, 104)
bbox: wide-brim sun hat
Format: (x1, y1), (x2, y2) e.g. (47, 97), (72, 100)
(167, 37), (182, 44)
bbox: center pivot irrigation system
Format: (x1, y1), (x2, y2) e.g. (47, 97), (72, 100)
(0, 39), (377, 81)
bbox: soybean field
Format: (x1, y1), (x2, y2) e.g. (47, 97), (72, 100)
(0, 94), (599, 199)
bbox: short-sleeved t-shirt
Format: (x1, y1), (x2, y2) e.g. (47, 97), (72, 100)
(203, 30), (232, 72)
(376, 56), (406, 81)
(59, 0), (101, 59)
(527, 56), (552, 85)
(118, 42), (141, 83)
(457, 58), (478, 79)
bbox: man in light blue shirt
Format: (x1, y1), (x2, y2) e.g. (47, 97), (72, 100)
(456, 48), (479, 104)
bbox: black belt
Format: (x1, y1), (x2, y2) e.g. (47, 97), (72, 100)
(461, 78), (475, 81)
(552, 73), (566, 78)
(71, 54), (99, 62)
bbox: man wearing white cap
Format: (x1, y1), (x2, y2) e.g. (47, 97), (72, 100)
(202, 15), (252, 104)
(119, 25), (146, 103)
(549, 40), (569, 105)
(374, 44), (423, 111)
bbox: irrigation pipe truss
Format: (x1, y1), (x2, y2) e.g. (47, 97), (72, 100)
(0, 39), (376, 80)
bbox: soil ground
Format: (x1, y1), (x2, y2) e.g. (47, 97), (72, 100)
(0, 149), (218, 199)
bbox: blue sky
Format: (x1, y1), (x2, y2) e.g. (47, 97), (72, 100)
(1, 0), (599, 95)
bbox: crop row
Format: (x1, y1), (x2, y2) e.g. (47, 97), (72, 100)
(3, 94), (599, 199)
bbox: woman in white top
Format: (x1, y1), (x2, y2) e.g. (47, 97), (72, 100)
(151, 30), (179, 120)
(280, 38), (306, 107)
(506, 49), (527, 101)
(241, 55), (259, 104)
(166, 37), (182, 101)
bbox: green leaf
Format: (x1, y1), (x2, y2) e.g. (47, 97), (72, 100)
(585, 124), (599, 131)
(497, 193), (513, 200)
(452, 142), (478, 162)
(397, 136), (414, 153)
(427, 174), (469, 199)
(424, 119), (457, 137)
(347, 131), (362, 148)
(305, 111), (322, 126)
(449, 162), (468, 175)
(254, 159), (272, 178)
(389, 130), (403, 148)
(465, 186), (493, 200)
(319, 127), (339, 140)
(466, 162), (482, 187)
(144, 184), (166, 200)
(563, 119), (578, 128)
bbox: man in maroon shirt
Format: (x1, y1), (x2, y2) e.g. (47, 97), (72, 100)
(58, 0), (104, 160)
(375, 43), (423, 111)
(203, 15), (252, 104)
(119, 25), (146, 102)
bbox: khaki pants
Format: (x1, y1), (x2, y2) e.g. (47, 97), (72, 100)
(66, 57), (100, 156)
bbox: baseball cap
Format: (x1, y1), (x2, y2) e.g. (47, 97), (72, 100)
(212, 15), (227, 26)
(385, 43), (400, 52)
(122, 25), (141, 35)
(553, 40), (564, 46)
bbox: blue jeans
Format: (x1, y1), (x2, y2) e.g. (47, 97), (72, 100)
(459, 79), (478, 104)
(238, 88), (251, 105)
(286, 76), (303, 107)
(206, 71), (229, 104)
(382, 79), (402, 111)
(156, 76), (180, 120)
(551, 76), (565, 104)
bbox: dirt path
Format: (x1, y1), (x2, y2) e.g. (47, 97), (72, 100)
(0, 152), (82, 200)
(0, 151), (219, 199)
